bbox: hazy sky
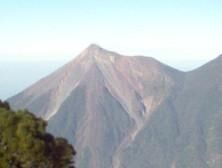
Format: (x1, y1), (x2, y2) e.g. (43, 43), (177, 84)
(0, 0), (222, 99)
(0, 0), (221, 65)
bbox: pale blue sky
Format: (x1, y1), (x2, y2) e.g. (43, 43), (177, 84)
(0, 0), (221, 63)
(0, 0), (222, 99)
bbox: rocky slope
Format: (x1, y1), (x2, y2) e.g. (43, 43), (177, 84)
(8, 45), (222, 168)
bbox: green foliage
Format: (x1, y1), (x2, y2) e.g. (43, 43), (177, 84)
(0, 100), (10, 110)
(0, 101), (76, 168)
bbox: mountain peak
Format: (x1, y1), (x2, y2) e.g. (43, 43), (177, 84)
(80, 44), (105, 57)
(77, 44), (117, 64)
(83, 44), (106, 54)
(87, 43), (102, 50)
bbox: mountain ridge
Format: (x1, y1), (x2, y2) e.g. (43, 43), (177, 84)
(8, 44), (222, 168)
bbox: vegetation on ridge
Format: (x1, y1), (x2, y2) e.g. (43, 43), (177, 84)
(0, 100), (76, 168)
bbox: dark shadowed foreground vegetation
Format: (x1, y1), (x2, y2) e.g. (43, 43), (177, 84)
(0, 100), (76, 168)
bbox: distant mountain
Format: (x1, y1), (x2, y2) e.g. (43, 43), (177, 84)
(8, 45), (222, 168)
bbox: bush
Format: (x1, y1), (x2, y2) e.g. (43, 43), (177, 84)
(0, 101), (76, 168)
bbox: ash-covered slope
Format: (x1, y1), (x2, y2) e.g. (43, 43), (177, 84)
(8, 46), (222, 168)
(171, 55), (222, 168)
(118, 55), (222, 168)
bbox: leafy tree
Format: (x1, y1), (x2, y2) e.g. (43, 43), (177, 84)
(0, 101), (76, 168)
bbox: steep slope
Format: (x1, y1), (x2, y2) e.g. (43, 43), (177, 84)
(8, 44), (183, 168)
(117, 55), (222, 168)
(8, 45), (222, 168)
(172, 55), (222, 168)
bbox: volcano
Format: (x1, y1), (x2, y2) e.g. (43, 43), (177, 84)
(8, 45), (222, 168)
